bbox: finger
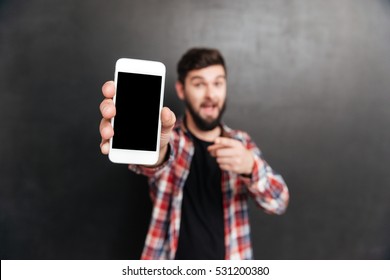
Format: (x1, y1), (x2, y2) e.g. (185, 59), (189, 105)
(102, 81), (116, 98)
(213, 148), (237, 158)
(99, 118), (114, 140)
(218, 163), (232, 172)
(99, 98), (116, 119)
(207, 143), (225, 153)
(161, 107), (176, 134)
(208, 146), (232, 157)
(214, 137), (240, 148)
(100, 139), (110, 155)
(216, 157), (234, 165)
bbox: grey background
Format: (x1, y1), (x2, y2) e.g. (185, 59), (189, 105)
(1, 0), (390, 259)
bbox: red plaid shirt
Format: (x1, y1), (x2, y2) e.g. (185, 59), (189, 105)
(129, 118), (289, 259)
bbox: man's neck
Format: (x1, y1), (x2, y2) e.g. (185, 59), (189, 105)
(184, 112), (221, 142)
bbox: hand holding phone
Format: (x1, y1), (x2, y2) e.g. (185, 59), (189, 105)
(99, 58), (170, 165)
(99, 88), (176, 166)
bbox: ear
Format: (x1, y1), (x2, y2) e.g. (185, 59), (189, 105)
(175, 81), (185, 100)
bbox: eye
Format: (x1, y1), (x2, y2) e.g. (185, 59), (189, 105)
(215, 81), (224, 87)
(194, 83), (205, 88)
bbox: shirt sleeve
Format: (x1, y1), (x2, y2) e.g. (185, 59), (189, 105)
(128, 143), (174, 179)
(238, 132), (289, 215)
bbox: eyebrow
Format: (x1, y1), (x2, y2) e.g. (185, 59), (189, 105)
(189, 75), (226, 82)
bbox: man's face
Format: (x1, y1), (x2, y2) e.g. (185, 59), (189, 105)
(179, 65), (227, 131)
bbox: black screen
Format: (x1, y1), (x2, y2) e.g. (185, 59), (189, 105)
(112, 72), (162, 151)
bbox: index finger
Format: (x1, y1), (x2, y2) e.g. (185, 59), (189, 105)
(214, 137), (240, 148)
(207, 143), (225, 152)
(102, 81), (115, 98)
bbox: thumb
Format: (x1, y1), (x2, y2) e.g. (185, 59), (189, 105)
(160, 107), (176, 137)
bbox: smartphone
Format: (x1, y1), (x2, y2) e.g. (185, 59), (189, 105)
(108, 58), (166, 165)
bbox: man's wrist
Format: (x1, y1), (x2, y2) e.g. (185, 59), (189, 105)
(244, 153), (255, 175)
(149, 145), (169, 168)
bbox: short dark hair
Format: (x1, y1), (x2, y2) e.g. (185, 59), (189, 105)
(177, 47), (226, 84)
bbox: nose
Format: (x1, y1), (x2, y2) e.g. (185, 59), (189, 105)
(205, 84), (215, 99)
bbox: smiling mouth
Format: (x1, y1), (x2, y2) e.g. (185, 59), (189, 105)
(200, 103), (218, 117)
(201, 103), (217, 108)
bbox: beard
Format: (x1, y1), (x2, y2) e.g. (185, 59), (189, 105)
(184, 97), (227, 131)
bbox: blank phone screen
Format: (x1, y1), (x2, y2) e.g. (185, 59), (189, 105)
(112, 72), (162, 151)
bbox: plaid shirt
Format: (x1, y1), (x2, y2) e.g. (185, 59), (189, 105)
(129, 118), (289, 259)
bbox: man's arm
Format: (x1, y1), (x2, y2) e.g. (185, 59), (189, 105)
(244, 151), (289, 215)
(208, 134), (289, 215)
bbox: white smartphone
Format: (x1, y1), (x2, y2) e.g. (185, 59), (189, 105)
(108, 58), (166, 165)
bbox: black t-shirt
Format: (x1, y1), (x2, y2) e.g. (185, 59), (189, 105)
(174, 133), (225, 260)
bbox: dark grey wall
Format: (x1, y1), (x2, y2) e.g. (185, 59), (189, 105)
(1, 0), (390, 259)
